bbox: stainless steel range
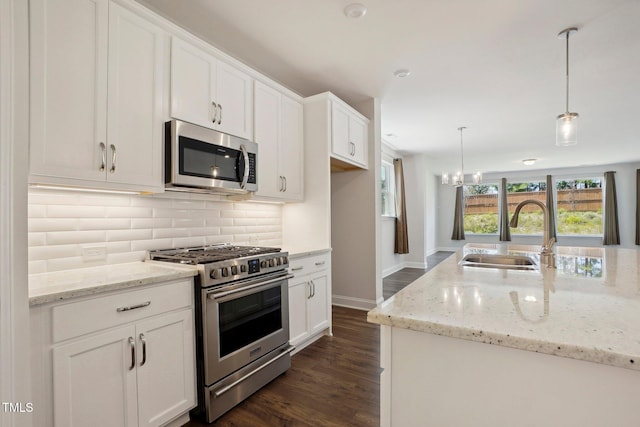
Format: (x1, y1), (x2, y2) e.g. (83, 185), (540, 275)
(148, 244), (293, 423)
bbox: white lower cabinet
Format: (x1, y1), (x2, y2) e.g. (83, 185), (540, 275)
(32, 278), (196, 427)
(288, 252), (331, 350)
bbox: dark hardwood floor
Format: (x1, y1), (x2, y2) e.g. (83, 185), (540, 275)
(382, 251), (453, 299)
(184, 306), (380, 426)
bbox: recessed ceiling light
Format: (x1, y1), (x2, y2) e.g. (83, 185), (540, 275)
(393, 69), (411, 78)
(344, 3), (367, 18)
(522, 159), (537, 166)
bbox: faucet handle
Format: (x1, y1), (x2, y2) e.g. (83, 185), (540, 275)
(546, 237), (556, 249)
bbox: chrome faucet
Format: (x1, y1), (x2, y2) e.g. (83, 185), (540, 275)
(509, 199), (556, 268)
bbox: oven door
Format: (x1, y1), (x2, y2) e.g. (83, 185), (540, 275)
(202, 272), (290, 386)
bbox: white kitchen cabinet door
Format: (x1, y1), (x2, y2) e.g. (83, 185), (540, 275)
(307, 274), (329, 336)
(136, 309), (195, 427)
(215, 61), (253, 139)
(330, 100), (368, 169)
(170, 37), (216, 129)
(254, 81), (303, 201)
(331, 102), (352, 161)
(107, 3), (164, 190)
(348, 115), (368, 168)
(29, 0), (109, 182)
(52, 325), (138, 427)
(171, 38), (253, 139)
(288, 277), (310, 346)
(279, 96), (304, 200)
(254, 81), (281, 198)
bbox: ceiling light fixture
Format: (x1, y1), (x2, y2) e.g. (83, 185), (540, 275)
(441, 127), (482, 186)
(393, 69), (411, 78)
(344, 3), (367, 18)
(556, 27), (579, 147)
(522, 158), (537, 166)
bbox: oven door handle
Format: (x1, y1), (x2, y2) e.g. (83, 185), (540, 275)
(213, 344), (295, 399)
(207, 274), (293, 300)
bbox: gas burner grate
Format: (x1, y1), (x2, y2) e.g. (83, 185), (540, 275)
(148, 245), (281, 265)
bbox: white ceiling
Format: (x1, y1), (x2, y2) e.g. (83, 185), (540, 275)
(138, 0), (640, 174)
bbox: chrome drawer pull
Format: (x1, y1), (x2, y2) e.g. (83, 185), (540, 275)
(116, 301), (151, 312)
(109, 144), (116, 173)
(128, 337), (135, 371)
(99, 142), (106, 171)
(314, 261), (325, 266)
(291, 266), (304, 271)
(139, 333), (147, 367)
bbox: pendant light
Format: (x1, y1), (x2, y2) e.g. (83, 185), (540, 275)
(441, 127), (482, 186)
(556, 27), (579, 146)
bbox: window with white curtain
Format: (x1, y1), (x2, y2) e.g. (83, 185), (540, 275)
(381, 160), (396, 217)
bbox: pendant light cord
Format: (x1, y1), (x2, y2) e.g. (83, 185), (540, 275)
(565, 31), (570, 113)
(458, 126), (466, 184)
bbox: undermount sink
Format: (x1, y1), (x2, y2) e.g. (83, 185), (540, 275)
(459, 253), (538, 271)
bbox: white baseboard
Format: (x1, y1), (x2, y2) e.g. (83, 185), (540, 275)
(332, 294), (378, 310)
(383, 261), (428, 277)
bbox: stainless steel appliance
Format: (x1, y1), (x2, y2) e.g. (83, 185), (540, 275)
(148, 245), (293, 423)
(165, 119), (258, 194)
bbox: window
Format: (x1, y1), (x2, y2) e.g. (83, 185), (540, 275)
(507, 180), (547, 235)
(555, 177), (603, 235)
(463, 184), (499, 234)
(381, 161), (396, 216)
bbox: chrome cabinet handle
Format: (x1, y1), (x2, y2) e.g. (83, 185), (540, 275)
(116, 301), (151, 312)
(307, 282), (312, 299)
(99, 142), (106, 171)
(283, 176), (287, 192)
(109, 144), (116, 173)
(349, 142), (356, 156)
(212, 101), (218, 123)
(315, 261), (326, 266)
(291, 266), (304, 271)
(128, 337), (135, 371)
(218, 103), (222, 125)
(139, 333), (147, 367)
(310, 280), (316, 298)
(279, 176), (284, 192)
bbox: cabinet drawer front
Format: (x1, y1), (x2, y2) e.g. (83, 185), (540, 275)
(289, 252), (330, 277)
(52, 279), (193, 343)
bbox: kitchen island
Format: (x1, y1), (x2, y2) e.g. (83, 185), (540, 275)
(368, 244), (640, 427)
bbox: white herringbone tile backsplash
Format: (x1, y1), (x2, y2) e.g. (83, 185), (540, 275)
(28, 189), (283, 274)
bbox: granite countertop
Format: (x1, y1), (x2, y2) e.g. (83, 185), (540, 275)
(29, 261), (198, 306)
(368, 244), (640, 371)
(287, 247), (331, 260)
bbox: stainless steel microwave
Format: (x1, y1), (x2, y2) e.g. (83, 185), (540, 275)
(165, 120), (258, 194)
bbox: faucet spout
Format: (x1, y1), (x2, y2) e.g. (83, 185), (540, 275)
(509, 199), (556, 268)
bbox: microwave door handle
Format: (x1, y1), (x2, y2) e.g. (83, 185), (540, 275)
(239, 144), (250, 189)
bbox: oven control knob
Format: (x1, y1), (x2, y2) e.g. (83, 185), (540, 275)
(268, 258), (275, 267)
(282, 256), (288, 265)
(240, 264), (247, 273)
(231, 265), (238, 275)
(209, 269), (218, 279)
(260, 260), (268, 268)
(276, 257), (282, 266)
(221, 267), (229, 277)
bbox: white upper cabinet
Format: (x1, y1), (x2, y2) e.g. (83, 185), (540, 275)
(330, 100), (369, 169)
(254, 81), (303, 201)
(170, 37), (253, 140)
(29, 0), (166, 193)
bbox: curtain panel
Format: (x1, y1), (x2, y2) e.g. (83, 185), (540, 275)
(393, 158), (409, 254)
(603, 171), (620, 245)
(451, 186), (465, 240)
(498, 178), (511, 241)
(545, 174), (557, 242)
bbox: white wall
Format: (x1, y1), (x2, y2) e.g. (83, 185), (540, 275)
(1, 0), (31, 424)
(28, 189), (283, 274)
(331, 98), (382, 309)
(436, 162), (640, 250)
